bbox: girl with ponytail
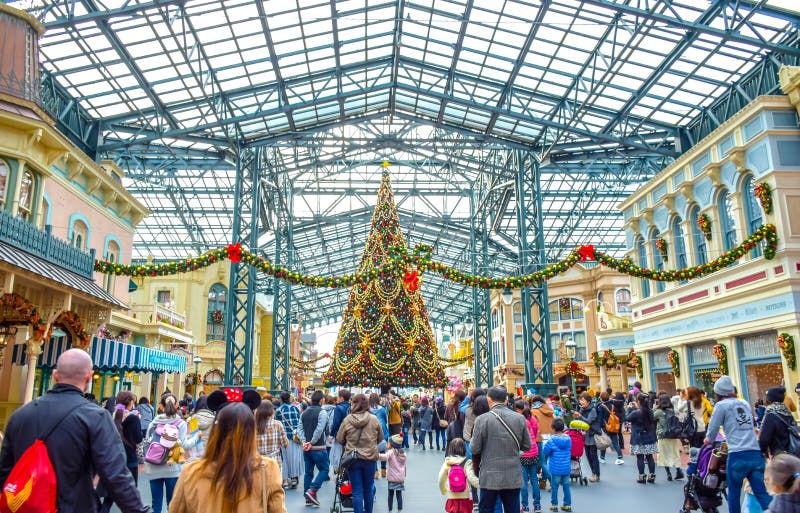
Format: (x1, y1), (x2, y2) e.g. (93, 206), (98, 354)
(765, 453), (800, 513)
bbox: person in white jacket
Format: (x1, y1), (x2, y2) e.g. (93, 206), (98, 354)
(439, 438), (480, 513)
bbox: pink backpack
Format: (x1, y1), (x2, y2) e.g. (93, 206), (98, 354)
(144, 419), (181, 465)
(448, 461), (467, 492)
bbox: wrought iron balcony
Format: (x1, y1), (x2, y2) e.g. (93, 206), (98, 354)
(0, 210), (95, 278)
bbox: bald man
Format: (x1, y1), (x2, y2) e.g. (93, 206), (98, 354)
(0, 349), (150, 513)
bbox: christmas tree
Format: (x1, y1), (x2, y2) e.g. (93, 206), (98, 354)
(323, 163), (447, 388)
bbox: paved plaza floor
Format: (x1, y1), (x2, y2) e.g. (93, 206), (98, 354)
(119, 443), (730, 513)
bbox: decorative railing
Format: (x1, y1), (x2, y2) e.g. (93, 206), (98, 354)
(130, 304), (187, 330)
(0, 210), (95, 278)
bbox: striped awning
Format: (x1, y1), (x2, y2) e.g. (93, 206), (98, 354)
(12, 335), (71, 367)
(12, 336), (186, 374)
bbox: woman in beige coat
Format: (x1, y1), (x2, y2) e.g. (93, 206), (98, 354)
(169, 402), (286, 513)
(336, 393), (383, 513)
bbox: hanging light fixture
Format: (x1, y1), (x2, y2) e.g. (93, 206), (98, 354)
(501, 288), (513, 306)
(0, 325), (18, 346)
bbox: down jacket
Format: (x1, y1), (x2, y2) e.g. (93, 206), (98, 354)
(521, 415), (540, 458)
(542, 433), (572, 476)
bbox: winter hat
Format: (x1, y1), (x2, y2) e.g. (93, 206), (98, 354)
(713, 375), (736, 397)
(390, 433), (403, 447)
(767, 386), (786, 404)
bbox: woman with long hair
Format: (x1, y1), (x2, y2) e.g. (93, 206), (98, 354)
(99, 390), (142, 513)
(686, 386), (712, 448)
(626, 393), (658, 484)
(170, 402), (286, 513)
(654, 394), (683, 481)
(256, 400), (288, 469)
(146, 393), (188, 513)
(337, 393), (383, 513)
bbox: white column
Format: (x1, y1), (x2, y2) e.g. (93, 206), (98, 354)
(599, 365), (608, 391)
(23, 338), (43, 404)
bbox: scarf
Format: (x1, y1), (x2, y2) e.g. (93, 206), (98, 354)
(766, 402), (793, 418)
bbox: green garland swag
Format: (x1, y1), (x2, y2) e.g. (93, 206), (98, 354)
(95, 225), (778, 289)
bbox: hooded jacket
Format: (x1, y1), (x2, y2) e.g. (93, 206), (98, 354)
(145, 413), (188, 479)
(388, 399), (402, 426)
(371, 405), (389, 441)
(759, 403), (796, 458)
(169, 456), (286, 513)
(336, 411), (383, 461)
(438, 456), (480, 499)
(542, 433), (572, 476)
(531, 402), (554, 442)
(378, 448), (407, 482)
(330, 401), (351, 440)
(522, 415), (540, 458)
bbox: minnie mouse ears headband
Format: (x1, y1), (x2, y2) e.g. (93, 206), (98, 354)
(207, 387), (262, 412)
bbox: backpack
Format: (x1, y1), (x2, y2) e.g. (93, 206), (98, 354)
(144, 419), (182, 465)
(448, 461), (468, 492)
(770, 412), (800, 458)
(603, 404), (620, 433)
(664, 410), (695, 439)
(0, 400), (85, 513)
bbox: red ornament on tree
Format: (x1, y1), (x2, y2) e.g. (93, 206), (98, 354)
(404, 268), (420, 292)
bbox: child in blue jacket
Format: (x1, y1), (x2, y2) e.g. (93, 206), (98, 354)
(542, 418), (573, 512)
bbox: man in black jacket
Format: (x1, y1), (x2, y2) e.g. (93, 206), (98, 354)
(0, 349), (150, 513)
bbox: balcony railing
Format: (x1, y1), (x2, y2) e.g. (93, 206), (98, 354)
(130, 304), (187, 330)
(0, 210), (95, 278)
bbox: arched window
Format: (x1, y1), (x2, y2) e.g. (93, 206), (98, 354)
(717, 188), (737, 251)
(637, 236), (650, 299)
(651, 229), (665, 293)
(206, 283), (227, 342)
(673, 217), (688, 270)
(743, 176), (763, 258)
(615, 288), (631, 313)
(17, 170), (34, 221)
(0, 160), (8, 210)
(690, 206), (707, 266)
(103, 241), (119, 293)
(71, 220), (88, 251)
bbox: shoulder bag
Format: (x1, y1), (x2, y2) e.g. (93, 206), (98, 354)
(769, 411), (800, 458)
(436, 408), (448, 429)
(338, 423), (366, 472)
(490, 410), (522, 455)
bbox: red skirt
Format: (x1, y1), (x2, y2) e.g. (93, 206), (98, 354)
(445, 498), (473, 513)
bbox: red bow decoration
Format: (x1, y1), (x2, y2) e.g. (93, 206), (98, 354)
(403, 269), (420, 292)
(578, 244), (595, 262)
(223, 388), (243, 403)
(227, 243), (243, 264)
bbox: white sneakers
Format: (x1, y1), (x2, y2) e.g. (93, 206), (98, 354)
(615, 458), (625, 465)
(599, 458), (606, 464)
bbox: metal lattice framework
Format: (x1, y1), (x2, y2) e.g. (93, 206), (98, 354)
(12, 0), (800, 386)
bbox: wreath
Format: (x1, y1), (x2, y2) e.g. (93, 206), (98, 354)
(211, 309), (224, 324)
(754, 182), (772, 215)
(667, 349), (680, 378)
(697, 214), (712, 241)
(712, 344), (728, 375)
(656, 238), (668, 262)
(564, 360), (585, 377)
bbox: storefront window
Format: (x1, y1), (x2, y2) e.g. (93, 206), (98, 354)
(651, 349), (676, 395)
(689, 342), (719, 398)
(739, 332), (781, 403)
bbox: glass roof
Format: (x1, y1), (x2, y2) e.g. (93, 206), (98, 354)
(11, 0), (800, 326)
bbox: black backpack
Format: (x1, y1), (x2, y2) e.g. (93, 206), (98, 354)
(770, 412), (800, 458)
(664, 410), (696, 439)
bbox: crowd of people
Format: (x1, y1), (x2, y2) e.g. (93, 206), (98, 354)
(2, 348), (800, 513)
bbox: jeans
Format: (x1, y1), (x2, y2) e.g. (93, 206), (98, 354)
(436, 428), (447, 449)
(420, 429), (432, 449)
(149, 477), (177, 513)
(520, 463), (541, 511)
(349, 459), (377, 513)
(550, 475), (571, 507)
(401, 426), (410, 448)
(536, 442), (550, 482)
(600, 431), (623, 459)
(636, 454), (655, 474)
(304, 449), (330, 492)
(479, 488), (520, 513)
(585, 445), (600, 476)
(727, 450), (771, 513)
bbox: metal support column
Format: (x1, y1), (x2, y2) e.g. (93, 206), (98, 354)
(470, 193), (492, 387)
(270, 157), (293, 392)
(515, 150), (552, 385)
(224, 146), (262, 386)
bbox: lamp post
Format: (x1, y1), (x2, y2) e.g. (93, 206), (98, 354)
(501, 288), (513, 306)
(193, 354), (202, 402)
(565, 338), (577, 398)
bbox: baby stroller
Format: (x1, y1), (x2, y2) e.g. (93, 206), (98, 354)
(680, 442), (728, 513)
(566, 422), (589, 486)
(331, 467), (377, 513)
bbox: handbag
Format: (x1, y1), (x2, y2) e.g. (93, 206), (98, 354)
(436, 408), (448, 428)
(594, 431), (612, 451)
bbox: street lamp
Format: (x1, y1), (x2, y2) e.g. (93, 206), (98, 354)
(565, 338), (578, 398)
(193, 355), (202, 402)
(501, 288), (514, 306)
(464, 318), (473, 334)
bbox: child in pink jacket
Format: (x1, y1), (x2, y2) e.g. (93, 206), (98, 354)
(379, 433), (407, 513)
(516, 400), (541, 513)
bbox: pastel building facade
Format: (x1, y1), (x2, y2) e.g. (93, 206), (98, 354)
(620, 67), (800, 402)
